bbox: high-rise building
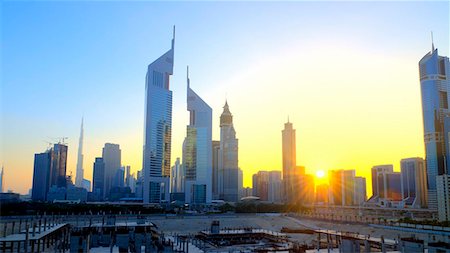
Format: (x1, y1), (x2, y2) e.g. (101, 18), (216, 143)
(113, 166), (125, 188)
(183, 67), (212, 204)
(170, 158), (184, 193)
(252, 171), (269, 201)
(75, 117), (84, 187)
(329, 169), (355, 206)
(354, 176), (367, 206)
(436, 175), (450, 221)
(0, 166), (4, 193)
(238, 168), (243, 199)
(143, 28), (175, 204)
(400, 157), (428, 208)
(419, 43), (450, 209)
(268, 171), (282, 203)
(212, 141), (220, 200)
(32, 143), (68, 201)
(316, 184), (329, 204)
(368, 165), (403, 207)
(370, 165), (394, 199)
(282, 120), (296, 203)
(32, 152), (51, 201)
(92, 157), (105, 200)
(102, 143), (121, 199)
(218, 101), (239, 202)
(50, 143), (68, 188)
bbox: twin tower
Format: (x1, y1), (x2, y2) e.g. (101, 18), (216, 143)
(142, 28), (239, 204)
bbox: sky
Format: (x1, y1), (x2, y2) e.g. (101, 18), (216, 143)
(1, 1), (449, 196)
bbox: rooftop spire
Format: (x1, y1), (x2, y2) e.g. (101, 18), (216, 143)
(186, 65), (190, 88)
(172, 25), (175, 50)
(431, 31), (435, 52)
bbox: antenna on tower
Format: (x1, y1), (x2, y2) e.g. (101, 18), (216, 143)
(431, 31), (435, 52)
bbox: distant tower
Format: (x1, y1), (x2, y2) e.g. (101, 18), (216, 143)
(0, 166), (4, 193)
(102, 143), (121, 199)
(282, 119), (296, 203)
(75, 117), (84, 187)
(143, 27), (175, 204)
(183, 66), (213, 204)
(218, 101), (239, 202)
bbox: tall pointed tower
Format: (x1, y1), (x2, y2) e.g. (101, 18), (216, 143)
(218, 101), (239, 202)
(143, 27), (175, 204)
(75, 117), (84, 187)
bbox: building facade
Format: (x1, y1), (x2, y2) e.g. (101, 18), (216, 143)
(218, 101), (239, 202)
(212, 141), (220, 200)
(419, 45), (450, 209)
(183, 67), (212, 204)
(400, 157), (428, 208)
(329, 169), (355, 206)
(282, 120), (297, 203)
(143, 28), (175, 204)
(92, 157), (105, 200)
(354, 176), (367, 206)
(102, 143), (121, 199)
(268, 171), (282, 203)
(436, 175), (450, 221)
(170, 158), (184, 194)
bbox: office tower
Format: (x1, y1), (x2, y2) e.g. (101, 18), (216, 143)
(102, 143), (121, 199)
(183, 67), (213, 204)
(436, 175), (450, 221)
(301, 174), (315, 204)
(81, 179), (90, 192)
(401, 158), (428, 208)
(268, 171), (282, 203)
(242, 187), (252, 198)
(329, 169), (355, 206)
(135, 170), (143, 199)
(75, 117), (84, 187)
(212, 141), (220, 199)
(316, 184), (329, 204)
(354, 176), (367, 206)
(252, 171), (269, 201)
(113, 166), (125, 188)
(170, 158), (184, 193)
(371, 165), (394, 199)
(142, 28), (175, 204)
(419, 42), (450, 209)
(31, 143), (68, 201)
(50, 143), (68, 188)
(238, 168), (243, 199)
(218, 101), (239, 202)
(282, 119), (296, 203)
(252, 174), (258, 197)
(32, 152), (51, 201)
(92, 157), (105, 200)
(0, 166), (3, 193)
(128, 173), (136, 193)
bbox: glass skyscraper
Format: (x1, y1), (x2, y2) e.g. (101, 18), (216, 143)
(183, 67), (212, 204)
(143, 28), (175, 204)
(419, 44), (450, 209)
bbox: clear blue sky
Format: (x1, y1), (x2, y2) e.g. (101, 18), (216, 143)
(1, 1), (449, 194)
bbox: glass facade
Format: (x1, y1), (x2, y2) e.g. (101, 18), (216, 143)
(143, 31), (174, 204)
(419, 48), (450, 209)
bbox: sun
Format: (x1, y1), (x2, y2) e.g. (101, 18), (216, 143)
(316, 170), (325, 179)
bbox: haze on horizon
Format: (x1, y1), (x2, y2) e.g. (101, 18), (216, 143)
(1, 1), (449, 195)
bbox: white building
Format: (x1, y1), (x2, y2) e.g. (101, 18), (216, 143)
(436, 175), (450, 221)
(183, 67), (212, 204)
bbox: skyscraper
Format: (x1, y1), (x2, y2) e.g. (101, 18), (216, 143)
(0, 166), (4, 193)
(183, 67), (212, 204)
(282, 119), (296, 203)
(75, 117), (84, 187)
(218, 101), (239, 202)
(329, 169), (355, 206)
(212, 141), (220, 200)
(170, 158), (184, 193)
(419, 42), (450, 209)
(400, 157), (428, 208)
(92, 157), (105, 200)
(143, 28), (175, 204)
(102, 143), (121, 199)
(354, 176), (367, 206)
(32, 152), (51, 201)
(268, 171), (282, 203)
(31, 143), (68, 201)
(436, 175), (450, 221)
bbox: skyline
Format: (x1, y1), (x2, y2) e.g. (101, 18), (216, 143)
(2, 1), (450, 195)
